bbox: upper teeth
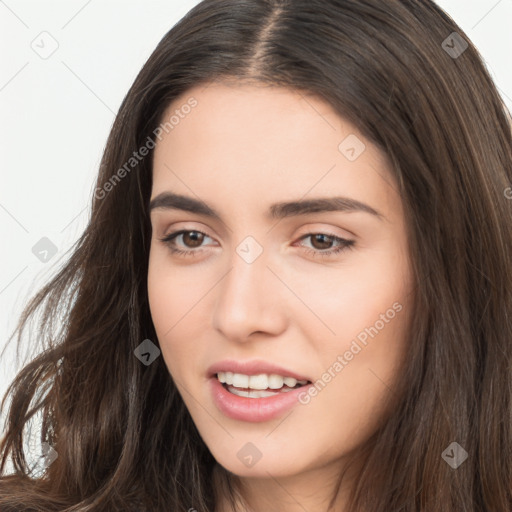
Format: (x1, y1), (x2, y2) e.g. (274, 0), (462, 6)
(217, 372), (307, 389)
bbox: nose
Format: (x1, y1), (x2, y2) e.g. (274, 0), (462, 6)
(211, 247), (288, 342)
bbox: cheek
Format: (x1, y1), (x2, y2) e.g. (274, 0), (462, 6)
(147, 251), (173, 332)
(291, 245), (410, 354)
(322, 257), (411, 405)
(296, 249), (412, 429)
(147, 247), (200, 331)
(147, 249), (213, 375)
(147, 252), (185, 369)
(297, 280), (411, 452)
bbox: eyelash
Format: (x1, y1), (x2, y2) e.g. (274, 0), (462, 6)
(158, 230), (355, 259)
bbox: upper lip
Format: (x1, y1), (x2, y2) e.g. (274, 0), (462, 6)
(207, 359), (312, 382)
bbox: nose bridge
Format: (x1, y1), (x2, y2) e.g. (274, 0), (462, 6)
(212, 235), (287, 339)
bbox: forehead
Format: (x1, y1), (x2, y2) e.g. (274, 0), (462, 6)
(151, 83), (397, 220)
(155, 82), (358, 160)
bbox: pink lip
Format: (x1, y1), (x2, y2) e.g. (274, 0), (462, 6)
(209, 377), (312, 422)
(206, 359), (311, 381)
(207, 359), (313, 423)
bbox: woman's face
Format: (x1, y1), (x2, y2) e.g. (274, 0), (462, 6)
(148, 82), (413, 481)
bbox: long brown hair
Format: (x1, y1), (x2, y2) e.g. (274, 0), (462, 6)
(1, 0), (511, 510)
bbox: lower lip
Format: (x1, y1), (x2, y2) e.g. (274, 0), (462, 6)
(209, 377), (311, 422)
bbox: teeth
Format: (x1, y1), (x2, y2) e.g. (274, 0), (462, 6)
(216, 372), (308, 390)
(227, 385), (299, 398)
(283, 377), (297, 388)
(268, 374), (284, 389)
(232, 373), (249, 388)
(228, 387), (280, 398)
(249, 374), (269, 390)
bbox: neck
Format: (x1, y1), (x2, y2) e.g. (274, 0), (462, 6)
(213, 458), (359, 512)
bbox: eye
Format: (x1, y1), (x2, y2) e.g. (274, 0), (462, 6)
(158, 230), (355, 259)
(295, 233), (355, 258)
(159, 230), (213, 257)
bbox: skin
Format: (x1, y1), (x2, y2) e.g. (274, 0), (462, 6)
(148, 82), (413, 512)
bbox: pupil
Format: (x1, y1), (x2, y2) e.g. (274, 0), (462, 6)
(185, 231), (203, 247)
(313, 234), (332, 249)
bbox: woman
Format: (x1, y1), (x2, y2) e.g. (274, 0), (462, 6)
(1, 0), (511, 510)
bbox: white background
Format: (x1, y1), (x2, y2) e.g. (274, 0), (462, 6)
(1, 0), (511, 426)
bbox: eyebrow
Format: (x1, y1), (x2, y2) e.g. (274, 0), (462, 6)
(149, 192), (384, 221)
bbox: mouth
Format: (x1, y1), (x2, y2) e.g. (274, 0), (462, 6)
(216, 371), (312, 398)
(207, 360), (314, 422)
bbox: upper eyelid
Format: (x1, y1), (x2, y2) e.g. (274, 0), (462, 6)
(159, 222), (355, 240)
(165, 229), (215, 241)
(161, 228), (352, 248)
